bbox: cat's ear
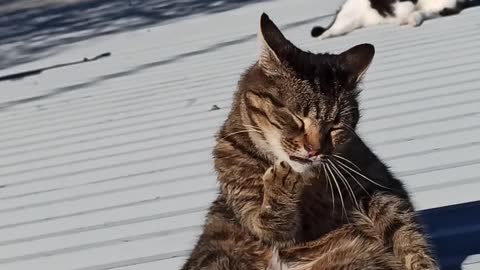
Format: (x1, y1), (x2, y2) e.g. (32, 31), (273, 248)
(258, 13), (295, 71)
(340, 44), (375, 83)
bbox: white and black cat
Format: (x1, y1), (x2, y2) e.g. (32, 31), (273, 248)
(311, 0), (467, 39)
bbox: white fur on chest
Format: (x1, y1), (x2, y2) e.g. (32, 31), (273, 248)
(267, 248), (315, 270)
(267, 249), (291, 270)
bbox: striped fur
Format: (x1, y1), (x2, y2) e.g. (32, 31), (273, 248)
(181, 13), (437, 270)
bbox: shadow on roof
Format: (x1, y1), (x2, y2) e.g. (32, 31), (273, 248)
(0, 13), (327, 110)
(419, 200), (480, 270)
(0, 0), (270, 71)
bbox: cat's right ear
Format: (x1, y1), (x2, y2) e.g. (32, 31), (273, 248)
(339, 44), (375, 84)
(258, 13), (294, 72)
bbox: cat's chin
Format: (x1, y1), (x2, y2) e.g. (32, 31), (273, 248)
(269, 154), (319, 174)
(286, 159), (319, 174)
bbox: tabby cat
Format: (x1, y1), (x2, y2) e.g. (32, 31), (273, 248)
(311, 0), (466, 39)
(182, 13), (437, 270)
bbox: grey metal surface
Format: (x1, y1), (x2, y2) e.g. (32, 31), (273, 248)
(0, 0), (478, 269)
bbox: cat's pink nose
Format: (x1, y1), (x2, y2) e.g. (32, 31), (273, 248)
(305, 143), (319, 157)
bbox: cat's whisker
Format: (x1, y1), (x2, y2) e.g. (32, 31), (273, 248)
(340, 106), (358, 115)
(332, 158), (370, 197)
(341, 123), (359, 138)
(221, 129), (263, 140)
(322, 163), (335, 214)
(339, 109), (358, 119)
(336, 122), (360, 139)
(334, 158), (392, 190)
(342, 123), (356, 131)
(241, 124), (262, 131)
(327, 159), (353, 203)
(325, 162), (347, 219)
(333, 154), (361, 171)
(321, 162), (328, 190)
(328, 159), (360, 211)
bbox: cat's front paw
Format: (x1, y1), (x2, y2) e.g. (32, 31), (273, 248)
(408, 12), (424, 27)
(263, 160), (306, 196)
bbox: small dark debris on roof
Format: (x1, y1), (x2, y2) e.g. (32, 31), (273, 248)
(185, 98), (197, 107)
(210, 105), (220, 111)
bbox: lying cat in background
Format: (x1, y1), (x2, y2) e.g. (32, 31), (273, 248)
(182, 13), (437, 270)
(311, 0), (467, 39)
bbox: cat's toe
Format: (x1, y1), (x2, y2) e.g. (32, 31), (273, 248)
(262, 161), (293, 186)
(274, 160), (292, 180)
(262, 166), (275, 184)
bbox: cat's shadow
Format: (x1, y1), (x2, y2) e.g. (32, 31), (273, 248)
(419, 200), (480, 270)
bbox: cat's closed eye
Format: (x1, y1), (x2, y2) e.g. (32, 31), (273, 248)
(333, 114), (341, 125)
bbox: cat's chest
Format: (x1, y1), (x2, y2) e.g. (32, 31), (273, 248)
(298, 186), (355, 238)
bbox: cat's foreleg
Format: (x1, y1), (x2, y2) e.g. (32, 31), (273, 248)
(366, 193), (438, 270)
(256, 160), (307, 241)
(229, 160), (306, 243)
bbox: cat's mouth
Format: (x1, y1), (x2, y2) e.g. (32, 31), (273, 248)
(289, 155), (325, 164)
(289, 156), (312, 164)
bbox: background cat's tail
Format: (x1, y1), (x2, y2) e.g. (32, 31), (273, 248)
(310, 26), (327, 37)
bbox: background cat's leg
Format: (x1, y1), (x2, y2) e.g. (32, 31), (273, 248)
(318, 1), (363, 39)
(391, 1), (417, 25)
(409, 3), (462, 26)
(319, 18), (359, 39)
(439, 6), (462, 16)
(408, 7), (462, 26)
(366, 193), (438, 270)
(281, 225), (401, 270)
(406, 11), (425, 26)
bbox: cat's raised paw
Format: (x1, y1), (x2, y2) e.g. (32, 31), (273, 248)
(263, 160), (305, 195)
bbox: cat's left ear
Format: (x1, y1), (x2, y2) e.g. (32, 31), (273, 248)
(258, 13), (296, 71)
(340, 44), (375, 83)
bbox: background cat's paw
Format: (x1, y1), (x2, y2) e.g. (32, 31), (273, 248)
(408, 13), (424, 27)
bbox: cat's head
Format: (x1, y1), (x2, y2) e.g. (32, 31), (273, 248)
(236, 13), (374, 172)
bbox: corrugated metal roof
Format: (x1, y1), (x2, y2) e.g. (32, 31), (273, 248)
(0, 0), (479, 269)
